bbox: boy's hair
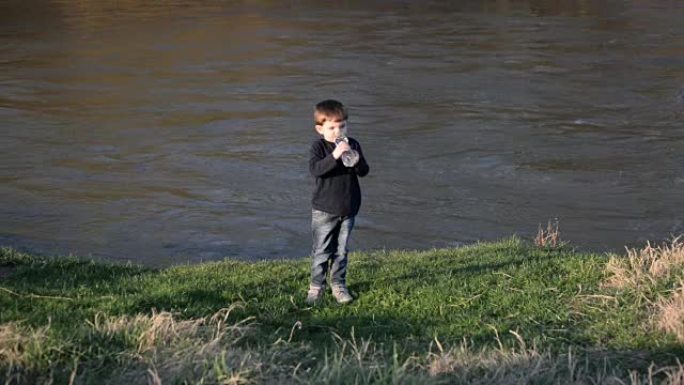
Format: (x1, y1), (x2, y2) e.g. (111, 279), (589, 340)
(314, 99), (348, 125)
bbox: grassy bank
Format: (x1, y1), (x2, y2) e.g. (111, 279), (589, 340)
(1, 237), (683, 384)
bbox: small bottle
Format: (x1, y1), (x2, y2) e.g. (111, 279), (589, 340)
(335, 136), (360, 167)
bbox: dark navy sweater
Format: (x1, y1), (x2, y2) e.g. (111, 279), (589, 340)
(309, 137), (369, 217)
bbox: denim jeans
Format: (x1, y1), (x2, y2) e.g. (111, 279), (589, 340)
(311, 209), (355, 288)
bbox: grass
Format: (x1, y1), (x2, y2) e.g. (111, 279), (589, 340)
(1, 237), (683, 384)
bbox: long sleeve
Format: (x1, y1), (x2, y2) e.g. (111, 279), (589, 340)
(309, 140), (339, 177)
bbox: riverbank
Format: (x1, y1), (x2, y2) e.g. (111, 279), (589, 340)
(1, 237), (683, 384)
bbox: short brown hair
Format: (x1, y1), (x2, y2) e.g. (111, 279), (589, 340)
(314, 99), (348, 125)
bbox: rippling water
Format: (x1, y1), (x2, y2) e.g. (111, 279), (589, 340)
(1, 0), (683, 265)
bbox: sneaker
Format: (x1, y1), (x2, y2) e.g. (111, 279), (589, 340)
(305, 284), (325, 305)
(331, 285), (353, 304)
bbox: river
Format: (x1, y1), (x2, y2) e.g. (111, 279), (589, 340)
(1, 0), (683, 265)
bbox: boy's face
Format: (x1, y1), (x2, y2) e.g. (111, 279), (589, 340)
(315, 117), (348, 143)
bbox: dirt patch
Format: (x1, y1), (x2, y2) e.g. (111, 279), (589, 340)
(0, 266), (15, 279)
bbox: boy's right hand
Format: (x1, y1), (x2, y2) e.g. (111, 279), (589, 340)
(332, 141), (351, 159)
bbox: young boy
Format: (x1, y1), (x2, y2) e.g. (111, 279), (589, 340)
(307, 100), (369, 305)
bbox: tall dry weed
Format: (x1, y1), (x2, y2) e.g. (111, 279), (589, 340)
(534, 219), (564, 249)
(604, 236), (684, 290)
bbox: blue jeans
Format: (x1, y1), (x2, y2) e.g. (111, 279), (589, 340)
(311, 209), (355, 288)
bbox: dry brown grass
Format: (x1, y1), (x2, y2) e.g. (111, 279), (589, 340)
(0, 323), (28, 368)
(425, 332), (684, 385)
(604, 236), (684, 290)
(87, 305), (252, 354)
(654, 281), (684, 342)
(1, 306), (261, 385)
(600, 236), (684, 344)
(534, 219), (563, 248)
(89, 306), (259, 384)
(0, 323), (50, 369)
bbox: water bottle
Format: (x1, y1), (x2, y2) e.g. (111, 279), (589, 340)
(335, 136), (359, 167)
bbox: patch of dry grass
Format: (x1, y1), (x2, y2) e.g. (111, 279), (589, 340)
(654, 281), (684, 342)
(600, 236), (684, 344)
(1, 306), (267, 385)
(425, 332), (684, 385)
(97, 306), (262, 385)
(0, 322), (63, 385)
(604, 236), (684, 290)
(0, 322), (64, 368)
(0, 323), (48, 369)
(312, 331), (684, 385)
(87, 306), (251, 354)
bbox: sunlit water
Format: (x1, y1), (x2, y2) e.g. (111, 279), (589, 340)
(1, 0), (683, 265)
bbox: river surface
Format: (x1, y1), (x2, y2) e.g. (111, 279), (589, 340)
(1, 0), (683, 265)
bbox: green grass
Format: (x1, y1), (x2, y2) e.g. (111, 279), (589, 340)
(1, 237), (683, 384)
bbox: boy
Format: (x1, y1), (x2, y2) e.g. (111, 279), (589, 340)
(307, 99), (369, 305)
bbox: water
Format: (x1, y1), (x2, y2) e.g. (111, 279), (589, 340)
(1, 0), (683, 265)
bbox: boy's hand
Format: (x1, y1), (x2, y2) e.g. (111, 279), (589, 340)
(332, 141), (351, 159)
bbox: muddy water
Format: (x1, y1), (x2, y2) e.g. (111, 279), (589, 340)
(1, 0), (683, 265)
